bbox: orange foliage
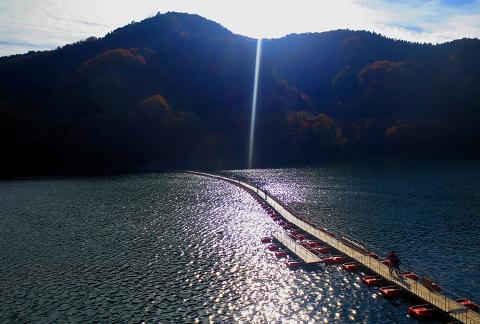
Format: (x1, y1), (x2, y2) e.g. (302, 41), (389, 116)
(141, 95), (170, 111)
(81, 48), (146, 70)
(385, 120), (417, 140)
(286, 111), (346, 153)
(357, 60), (418, 85)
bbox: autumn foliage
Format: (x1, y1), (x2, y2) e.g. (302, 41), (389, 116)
(0, 12), (479, 175)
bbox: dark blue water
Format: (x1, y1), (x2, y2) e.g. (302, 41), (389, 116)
(227, 162), (480, 302)
(0, 162), (479, 322)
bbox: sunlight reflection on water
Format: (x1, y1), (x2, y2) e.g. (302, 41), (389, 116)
(1, 168), (472, 322)
(226, 163), (480, 304)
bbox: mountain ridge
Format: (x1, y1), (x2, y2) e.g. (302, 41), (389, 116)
(0, 12), (479, 176)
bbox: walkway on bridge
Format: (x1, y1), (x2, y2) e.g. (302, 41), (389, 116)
(188, 171), (480, 324)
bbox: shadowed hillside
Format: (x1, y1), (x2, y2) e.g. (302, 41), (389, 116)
(263, 32), (480, 158)
(0, 12), (479, 176)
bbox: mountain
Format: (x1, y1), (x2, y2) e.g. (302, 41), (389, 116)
(263, 31), (480, 156)
(0, 12), (479, 176)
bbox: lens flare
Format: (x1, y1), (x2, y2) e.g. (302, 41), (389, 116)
(248, 38), (262, 169)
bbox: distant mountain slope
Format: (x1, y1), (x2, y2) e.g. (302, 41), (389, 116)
(0, 12), (479, 176)
(263, 31), (480, 116)
(262, 31), (480, 156)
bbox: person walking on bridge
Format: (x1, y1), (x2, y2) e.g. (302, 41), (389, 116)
(388, 250), (401, 276)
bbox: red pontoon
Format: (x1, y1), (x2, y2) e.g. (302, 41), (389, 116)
(361, 275), (382, 286)
(284, 259), (302, 269)
(260, 236), (272, 244)
(456, 299), (479, 311)
(267, 244), (279, 251)
(341, 262), (359, 271)
(322, 256), (347, 264)
(367, 253), (379, 259)
(379, 286), (402, 298)
(408, 304), (434, 319)
(403, 272), (419, 281)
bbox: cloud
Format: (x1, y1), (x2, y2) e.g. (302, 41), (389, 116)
(0, 0), (479, 56)
(355, 0), (480, 42)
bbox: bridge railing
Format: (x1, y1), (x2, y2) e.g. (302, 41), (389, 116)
(217, 172), (479, 322)
(201, 171), (479, 323)
(263, 186), (478, 323)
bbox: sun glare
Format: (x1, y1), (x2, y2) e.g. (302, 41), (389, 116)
(248, 38), (262, 169)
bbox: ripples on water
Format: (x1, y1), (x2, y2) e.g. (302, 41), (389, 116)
(0, 162), (478, 322)
(227, 162), (480, 301)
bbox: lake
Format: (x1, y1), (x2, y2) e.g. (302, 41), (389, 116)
(1, 162), (479, 322)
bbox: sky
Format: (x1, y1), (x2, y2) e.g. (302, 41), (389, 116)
(1, 0), (480, 56)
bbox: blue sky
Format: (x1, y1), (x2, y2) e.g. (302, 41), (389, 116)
(0, 0), (479, 56)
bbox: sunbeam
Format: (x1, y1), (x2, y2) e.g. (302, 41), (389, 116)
(248, 38), (262, 169)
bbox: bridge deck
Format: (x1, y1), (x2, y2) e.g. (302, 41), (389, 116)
(189, 171), (480, 324)
(272, 231), (321, 263)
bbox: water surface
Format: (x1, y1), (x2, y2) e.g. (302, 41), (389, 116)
(1, 162), (479, 322)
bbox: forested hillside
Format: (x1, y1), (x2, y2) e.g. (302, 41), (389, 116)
(0, 12), (479, 175)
